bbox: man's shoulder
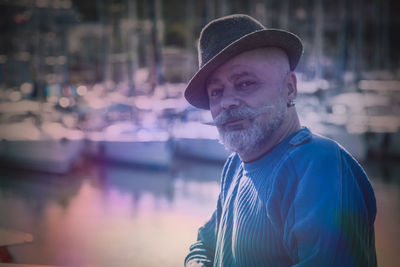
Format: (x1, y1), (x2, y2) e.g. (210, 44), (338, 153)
(288, 128), (355, 164)
(222, 152), (241, 173)
(217, 153), (242, 193)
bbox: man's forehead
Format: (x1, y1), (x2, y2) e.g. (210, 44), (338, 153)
(207, 67), (253, 85)
(206, 47), (289, 85)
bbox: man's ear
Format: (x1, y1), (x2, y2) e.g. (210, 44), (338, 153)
(287, 72), (297, 100)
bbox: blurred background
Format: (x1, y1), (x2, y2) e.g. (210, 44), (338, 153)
(0, 0), (399, 266)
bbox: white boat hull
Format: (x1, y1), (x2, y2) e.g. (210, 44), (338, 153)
(0, 139), (84, 174)
(87, 139), (174, 169)
(174, 138), (230, 163)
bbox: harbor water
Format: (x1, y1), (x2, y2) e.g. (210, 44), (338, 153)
(0, 158), (399, 267)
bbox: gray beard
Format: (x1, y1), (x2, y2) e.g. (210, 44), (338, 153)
(216, 102), (286, 156)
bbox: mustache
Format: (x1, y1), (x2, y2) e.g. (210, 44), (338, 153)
(204, 105), (274, 127)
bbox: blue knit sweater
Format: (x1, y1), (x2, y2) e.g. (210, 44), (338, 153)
(185, 128), (376, 267)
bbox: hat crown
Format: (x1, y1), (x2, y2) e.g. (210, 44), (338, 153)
(185, 14), (303, 110)
(198, 14), (265, 68)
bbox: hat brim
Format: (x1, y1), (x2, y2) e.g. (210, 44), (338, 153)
(184, 29), (303, 110)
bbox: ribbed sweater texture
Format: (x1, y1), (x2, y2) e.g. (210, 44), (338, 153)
(185, 128), (376, 267)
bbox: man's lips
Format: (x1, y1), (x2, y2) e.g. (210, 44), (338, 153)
(222, 118), (251, 130)
(223, 118), (244, 127)
(210, 105), (274, 127)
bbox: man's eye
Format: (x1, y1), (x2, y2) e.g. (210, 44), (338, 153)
(210, 89), (223, 97)
(237, 80), (256, 89)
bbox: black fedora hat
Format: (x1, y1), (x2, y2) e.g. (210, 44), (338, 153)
(184, 14), (303, 110)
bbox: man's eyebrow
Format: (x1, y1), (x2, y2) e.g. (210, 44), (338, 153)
(206, 71), (255, 87)
(228, 71), (254, 82)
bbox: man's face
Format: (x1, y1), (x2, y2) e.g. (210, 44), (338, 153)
(206, 47), (291, 156)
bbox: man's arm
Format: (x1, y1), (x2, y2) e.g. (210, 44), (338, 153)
(282, 147), (376, 266)
(184, 154), (239, 266)
(184, 210), (219, 267)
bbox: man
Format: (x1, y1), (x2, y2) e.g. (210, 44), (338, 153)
(184, 14), (376, 266)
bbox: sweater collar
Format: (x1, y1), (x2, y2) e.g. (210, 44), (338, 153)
(242, 127), (312, 172)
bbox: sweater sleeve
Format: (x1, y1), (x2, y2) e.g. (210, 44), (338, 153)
(184, 154), (238, 267)
(283, 146), (376, 267)
(184, 208), (219, 267)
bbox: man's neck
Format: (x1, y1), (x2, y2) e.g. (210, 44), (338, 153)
(239, 112), (301, 163)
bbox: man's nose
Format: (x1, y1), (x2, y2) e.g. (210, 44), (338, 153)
(220, 91), (240, 110)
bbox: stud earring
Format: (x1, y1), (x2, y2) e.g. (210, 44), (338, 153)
(287, 99), (296, 107)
